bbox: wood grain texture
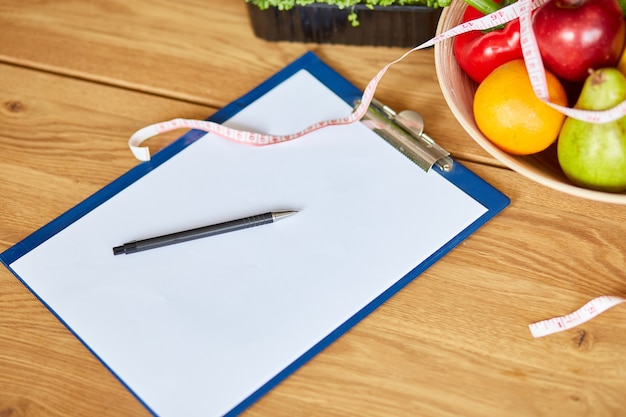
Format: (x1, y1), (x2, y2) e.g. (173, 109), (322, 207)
(0, 63), (215, 250)
(0, 0), (498, 166)
(244, 163), (626, 417)
(0, 63), (214, 416)
(0, 272), (151, 417)
(0, 1), (625, 417)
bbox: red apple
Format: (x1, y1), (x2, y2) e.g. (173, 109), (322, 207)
(532, 0), (626, 82)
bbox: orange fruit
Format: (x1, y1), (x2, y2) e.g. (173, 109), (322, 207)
(473, 59), (568, 155)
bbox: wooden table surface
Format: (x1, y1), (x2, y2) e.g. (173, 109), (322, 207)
(1, 1), (625, 416)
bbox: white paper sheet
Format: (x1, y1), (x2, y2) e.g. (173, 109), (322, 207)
(9, 70), (487, 416)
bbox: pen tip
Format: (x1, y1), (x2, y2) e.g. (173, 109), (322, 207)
(272, 210), (297, 221)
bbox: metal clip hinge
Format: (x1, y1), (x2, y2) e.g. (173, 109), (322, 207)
(357, 98), (454, 173)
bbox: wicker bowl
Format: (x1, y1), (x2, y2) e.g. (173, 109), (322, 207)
(434, 2), (626, 204)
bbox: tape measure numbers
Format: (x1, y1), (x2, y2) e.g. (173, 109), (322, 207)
(529, 296), (626, 338)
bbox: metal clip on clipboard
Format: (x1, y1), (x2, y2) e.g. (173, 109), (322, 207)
(357, 98), (454, 173)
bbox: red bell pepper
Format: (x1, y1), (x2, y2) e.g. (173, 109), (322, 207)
(453, 0), (523, 84)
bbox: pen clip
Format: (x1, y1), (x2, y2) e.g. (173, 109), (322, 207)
(358, 98), (454, 173)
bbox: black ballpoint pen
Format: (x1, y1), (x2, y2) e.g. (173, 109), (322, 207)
(112, 210), (297, 255)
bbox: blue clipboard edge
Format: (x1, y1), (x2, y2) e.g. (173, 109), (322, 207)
(0, 52), (335, 266)
(0, 51), (510, 417)
(227, 164), (509, 417)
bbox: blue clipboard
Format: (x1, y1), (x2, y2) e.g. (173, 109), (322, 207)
(1, 51), (509, 416)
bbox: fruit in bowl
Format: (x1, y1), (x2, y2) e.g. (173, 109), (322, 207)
(533, 0), (626, 83)
(434, 0), (626, 203)
(558, 68), (626, 192)
(473, 59), (567, 155)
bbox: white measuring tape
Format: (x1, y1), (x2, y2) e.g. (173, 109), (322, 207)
(529, 296), (626, 338)
(128, 44), (413, 161)
(517, 0), (626, 123)
(127, 0), (625, 337)
(129, 0), (626, 160)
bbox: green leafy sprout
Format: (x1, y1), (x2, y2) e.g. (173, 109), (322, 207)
(246, 0), (451, 26)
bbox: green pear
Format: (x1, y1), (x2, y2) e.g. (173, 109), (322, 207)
(557, 68), (626, 192)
